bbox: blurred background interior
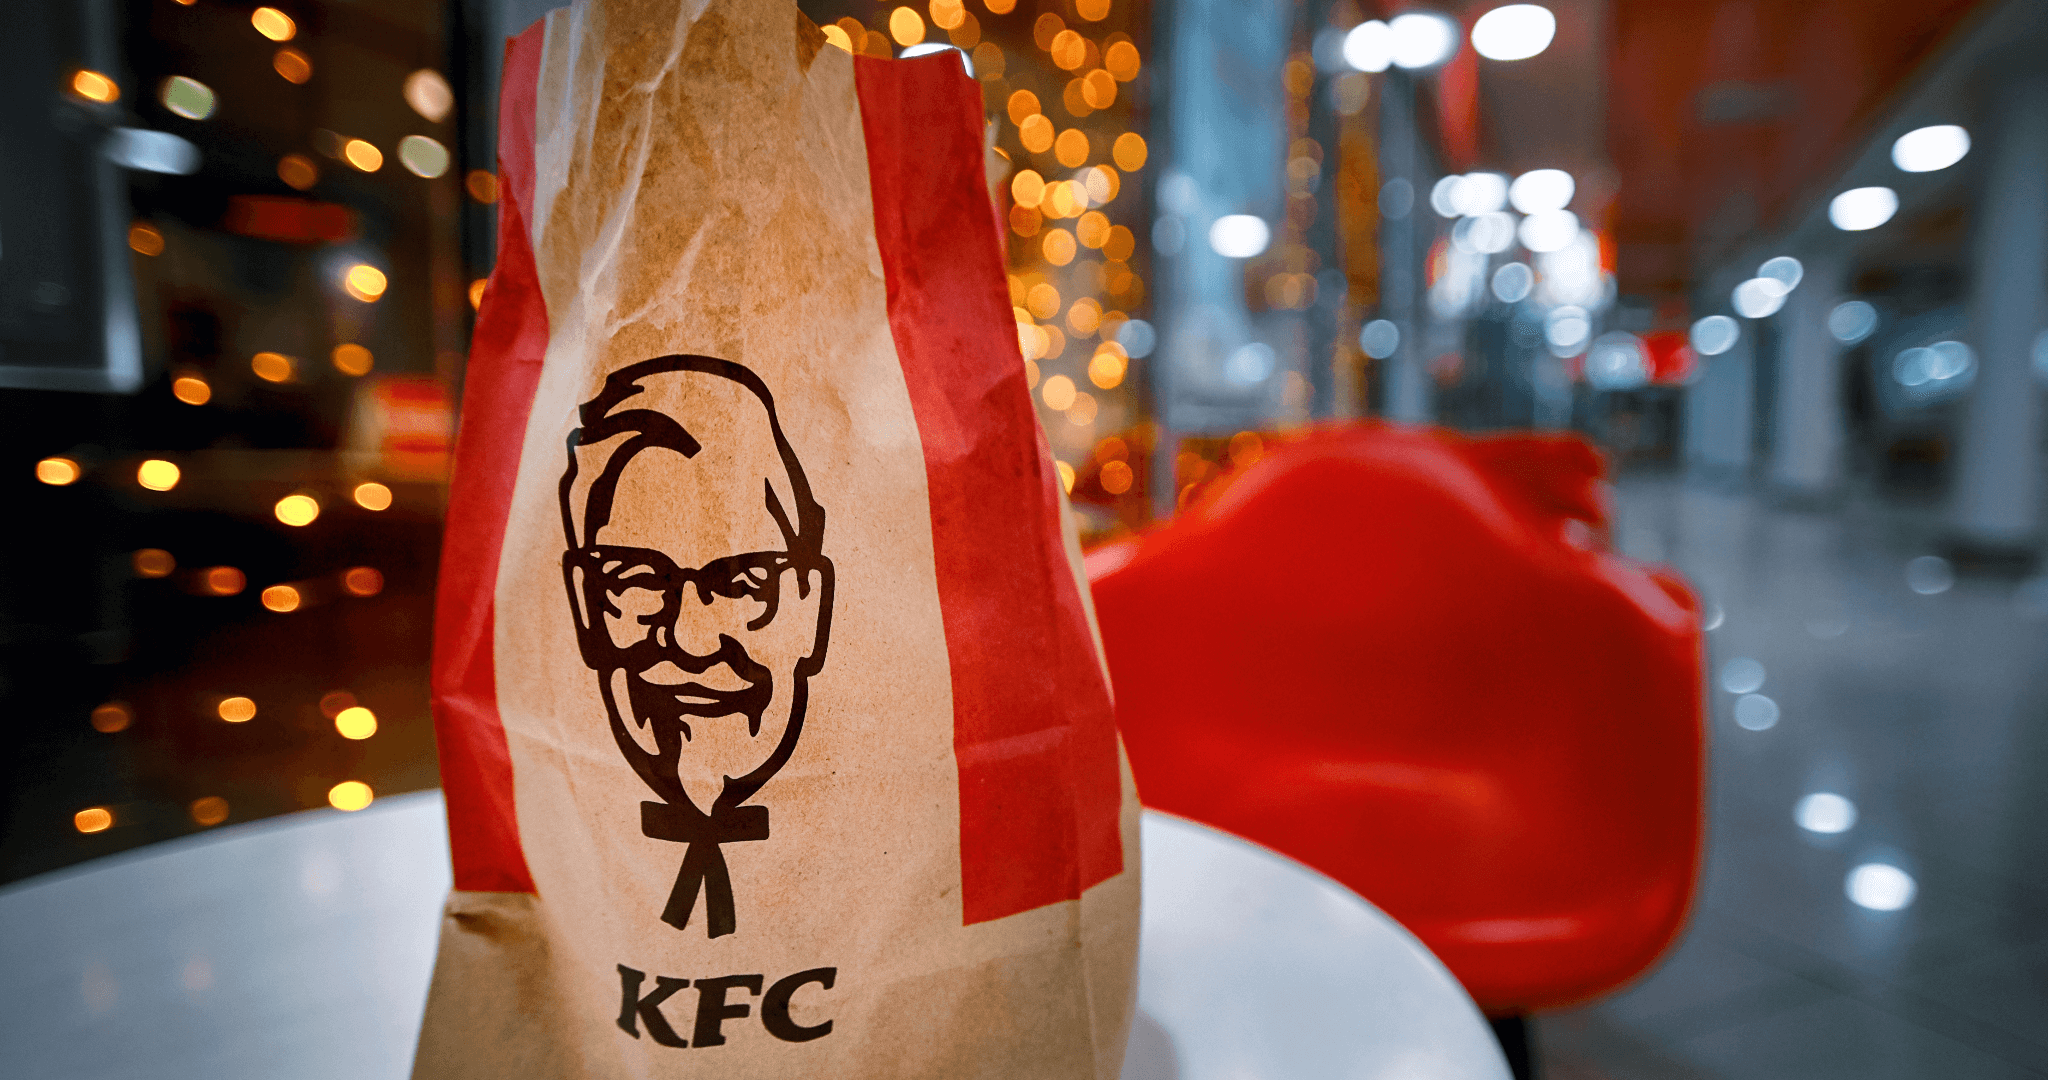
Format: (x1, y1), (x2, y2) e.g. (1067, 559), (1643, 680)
(3, 0), (2045, 1077)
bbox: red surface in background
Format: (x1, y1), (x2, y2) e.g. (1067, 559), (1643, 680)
(1088, 426), (1703, 1011)
(1644, 330), (1697, 385)
(428, 21), (546, 894)
(220, 196), (356, 243)
(1608, 0), (1984, 294)
(856, 53), (1125, 926)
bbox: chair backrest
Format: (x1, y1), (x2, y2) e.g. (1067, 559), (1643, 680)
(1089, 424), (1704, 1011)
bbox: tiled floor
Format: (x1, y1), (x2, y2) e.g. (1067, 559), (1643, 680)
(1542, 474), (2048, 1079)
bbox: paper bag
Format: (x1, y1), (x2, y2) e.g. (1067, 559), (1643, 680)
(411, 3), (1140, 1076)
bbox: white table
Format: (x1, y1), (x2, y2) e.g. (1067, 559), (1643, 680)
(0, 794), (1507, 1080)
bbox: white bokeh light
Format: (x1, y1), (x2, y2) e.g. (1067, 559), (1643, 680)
(1225, 342), (1275, 385)
(1518, 210), (1579, 253)
(1451, 172), (1510, 216)
(1453, 212), (1517, 255)
(1721, 657), (1766, 694)
(1734, 694), (1779, 731)
(1360, 319), (1400, 359)
(1758, 256), (1804, 293)
(1430, 175), (1464, 218)
(1390, 12), (1462, 69)
(1795, 793), (1857, 834)
(1209, 215), (1271, 258)
(1545, 306), (1590, 355)
(1733, 278), (1788, 319)
(1470, 4), (1556, 62)
(1691, 315), (1740, 356)
(1491, 262), (1534, 303)
(1829, 300), (1878, 344)
(1585, 332), (1648, 391)
(1891, 124), (1970, 173)
(1117, 318), (1156, 359)
(1508, 168), (1574, 214)
(1342, 19), (1394, 72)
(1846, 863), (1917, 911)
(1906, 555), (1954, 595)
(1830, 186), (1899, 231)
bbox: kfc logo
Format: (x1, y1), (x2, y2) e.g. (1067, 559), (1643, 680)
(560, 355), (835, 938)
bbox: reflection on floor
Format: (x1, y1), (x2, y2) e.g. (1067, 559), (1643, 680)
(1542, 474), (2048, 1080)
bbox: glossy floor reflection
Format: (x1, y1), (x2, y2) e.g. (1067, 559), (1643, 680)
(1543, 474), (2048, 1080)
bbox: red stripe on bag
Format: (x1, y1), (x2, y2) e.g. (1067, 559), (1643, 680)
(429, 21), (548, 893)
(853, 55), (1124, 924)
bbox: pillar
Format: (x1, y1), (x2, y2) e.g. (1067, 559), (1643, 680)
(1767, 256), (1848, 495)
(1951, 71), (2048, 552)
(1685, 330), (1754, 477)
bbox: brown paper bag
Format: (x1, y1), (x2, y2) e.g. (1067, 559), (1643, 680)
(411, 2), (1140, 1077)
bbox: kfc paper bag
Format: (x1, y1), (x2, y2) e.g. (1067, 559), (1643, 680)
(411, 3), (1140, 1077)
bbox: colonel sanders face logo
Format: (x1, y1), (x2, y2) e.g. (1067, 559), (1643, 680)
(560, 355), (834, 938)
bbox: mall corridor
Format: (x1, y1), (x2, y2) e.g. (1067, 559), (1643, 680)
(1545, 474), (2048, 1079)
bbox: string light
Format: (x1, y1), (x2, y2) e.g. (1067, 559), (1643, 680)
(251, 7), (297, 41)
(890, 6), (925, 46)
(172, 374), (211, 404)
(75, 808), (114, 834)
(273, 47), (312, 83)
(36, 457), (81, 486)
(334, 707), (378, 740)
(278, 153), (318, 190)
(1054, 129), (1090, 167)
(398, 135), (450, 178)
(274, 494), (320, 526)
(137, 459), (180, 491)
(217, 696), (257, 723)
(90, 703), (134, 733)
(128, 223), (165, 255)
(1100, 460), (1133, 494)
(1112, 133), (1147, 171)
(260, 585), (301, 612)
(1089, 349), (1128, 389)
(251, 351), (294, 382)
(403, 70), (454, 123)
(71, 70), (119, 103)
(160, 76), (216, 120)
(353, 482), (393, 510)
(328, 781), (374, 811)
(132, 549), (175, 577)
(190, 797), (230, 826)
(344, 264), (387, 302)
(1020, 115), (1054, 153)
(342, 139), (383, 172)
(332, 343), (373, 375)
(203, 566), (246, 595)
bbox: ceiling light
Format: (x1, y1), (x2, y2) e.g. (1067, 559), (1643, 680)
(1830, 186), (1898, 231)
(1508, 168), (1573, 213)
(1470, 4), (1556, 62)
(1891, 124), (1969, 173)
(1389, 12), (1460, 70)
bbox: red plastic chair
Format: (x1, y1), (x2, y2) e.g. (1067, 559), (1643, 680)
(1087, 425), (1703, 1013)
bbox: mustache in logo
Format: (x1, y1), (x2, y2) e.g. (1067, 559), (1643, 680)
(623, 635), (776, 739)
